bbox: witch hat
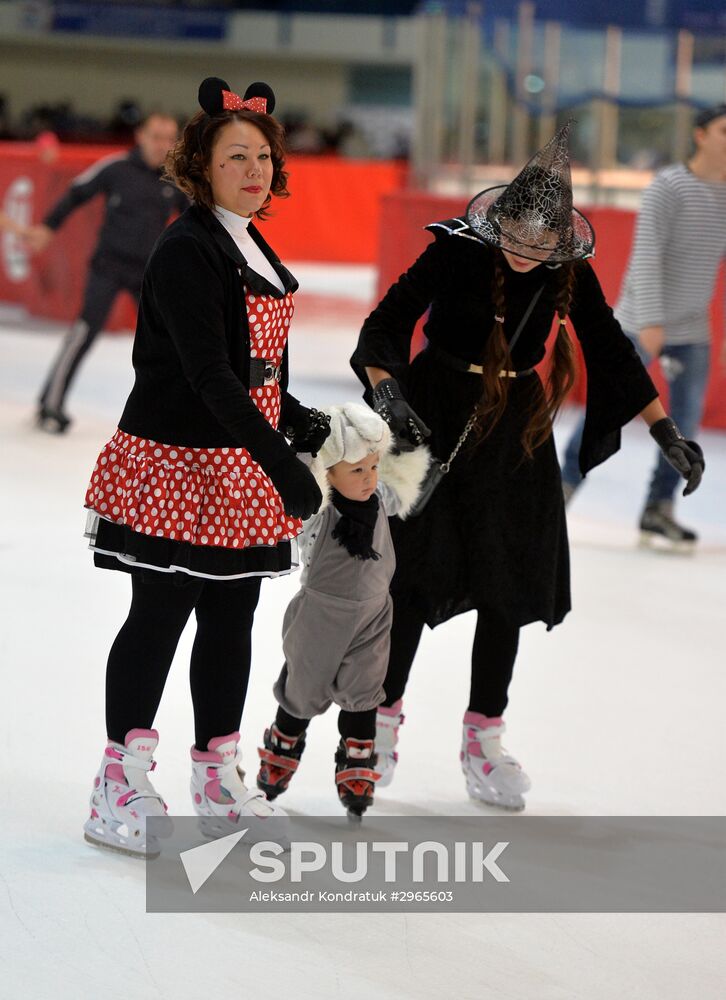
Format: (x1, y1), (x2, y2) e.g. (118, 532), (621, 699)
(465, 120), (595, 263)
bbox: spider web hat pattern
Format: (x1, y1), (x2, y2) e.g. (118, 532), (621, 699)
(465, 121), (595, 263)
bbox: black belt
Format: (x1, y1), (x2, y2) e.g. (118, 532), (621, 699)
(425, 345), (535, 379)
(249, 357), (283, 388)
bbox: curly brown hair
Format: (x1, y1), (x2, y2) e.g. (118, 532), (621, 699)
(474, 253), (577, 458)
(164, 109), (289, 218)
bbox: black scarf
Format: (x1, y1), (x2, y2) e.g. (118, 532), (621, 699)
(331, 489), (380, 561)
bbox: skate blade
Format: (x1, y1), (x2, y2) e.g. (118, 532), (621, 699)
(465, 776), (526, 811)
(340, 795), (372, 820)
(196, 813), (291, 848)
(196, 815), (241, 840)
(638, 532), (696, 555)
(83, 829), (159, 860)
(467, 791), (526, 812)
(347, 809), (364, 824)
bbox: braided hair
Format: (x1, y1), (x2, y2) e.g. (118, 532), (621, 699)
(474, 251), (577, 458)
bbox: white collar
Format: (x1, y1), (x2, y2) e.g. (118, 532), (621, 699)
(214, 204), (253, 240)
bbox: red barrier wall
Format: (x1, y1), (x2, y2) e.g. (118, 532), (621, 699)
(2, 145), (724, 428)
(0, 142), (407, 330)
(376, 190), (726, 429)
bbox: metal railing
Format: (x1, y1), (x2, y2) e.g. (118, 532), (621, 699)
(411, 2), (726, 200)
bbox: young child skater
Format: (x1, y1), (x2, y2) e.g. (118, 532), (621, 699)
(256, 403), (429, 819)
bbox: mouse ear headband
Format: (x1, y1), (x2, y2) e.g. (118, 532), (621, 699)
(198, 77), (276, 116)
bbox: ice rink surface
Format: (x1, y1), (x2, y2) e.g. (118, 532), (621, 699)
(1, 265), (725, 999)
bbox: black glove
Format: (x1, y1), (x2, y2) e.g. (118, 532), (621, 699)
(650, 417), (704, 497)
(285, 406), (331, 457)
(267, 453), (323, 519)
(371, 378), (431, 453)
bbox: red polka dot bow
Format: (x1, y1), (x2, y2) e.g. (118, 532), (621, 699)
(222, 89), (268, 113)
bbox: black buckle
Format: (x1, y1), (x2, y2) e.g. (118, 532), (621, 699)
(250, 357), (281, 388)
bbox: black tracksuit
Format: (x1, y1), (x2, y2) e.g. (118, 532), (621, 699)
(39, 146), (188, 415)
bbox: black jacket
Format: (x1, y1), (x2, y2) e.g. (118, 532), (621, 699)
(118, 205), (306, 474)
(44, 146), (188, 273)
(352, 218), (658, 476)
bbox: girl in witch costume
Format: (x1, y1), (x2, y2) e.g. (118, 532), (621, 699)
(82, 77), (330, 857)
(351, 122), (705, 810)
(255, 404), (429, 820)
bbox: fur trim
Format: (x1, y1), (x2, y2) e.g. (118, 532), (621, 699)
(378, 446), (432, 519)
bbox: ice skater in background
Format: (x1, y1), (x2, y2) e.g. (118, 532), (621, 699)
(26, 112), (187, 433)
(561, 103), (726, 549)
(256, 404), (429, 819)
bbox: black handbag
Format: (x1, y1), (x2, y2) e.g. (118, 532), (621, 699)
(407, 284), (545, 518)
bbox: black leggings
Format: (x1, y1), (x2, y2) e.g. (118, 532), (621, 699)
(275, 705), (377, 742)
(383, 593), (519, 717)
(106, 572), (261, 750)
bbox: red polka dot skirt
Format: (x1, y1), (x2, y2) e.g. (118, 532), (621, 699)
(84, 290), (302, 580)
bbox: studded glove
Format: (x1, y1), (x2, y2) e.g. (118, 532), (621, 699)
(371, 378), (431, 453)
(285, 406), (331, 457)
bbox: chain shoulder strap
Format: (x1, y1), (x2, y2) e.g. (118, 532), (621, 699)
(438, 283), (545, 476)
(440, 412), (479, 473)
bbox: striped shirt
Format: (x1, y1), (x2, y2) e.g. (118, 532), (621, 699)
(615, 163), (726, 345)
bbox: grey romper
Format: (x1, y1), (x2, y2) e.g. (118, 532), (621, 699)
(273, 489), (397, 720)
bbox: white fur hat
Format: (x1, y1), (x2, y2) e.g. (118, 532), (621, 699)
(317, 403), (392, 469)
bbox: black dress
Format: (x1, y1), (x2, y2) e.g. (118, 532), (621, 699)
(350, 220), (658, 630)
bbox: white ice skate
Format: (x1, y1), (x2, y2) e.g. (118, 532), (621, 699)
(191, 732), (287, 839)
(460, 713), (531, 811)
(374, 700), (404, 788)
(83, 728), (171, 859)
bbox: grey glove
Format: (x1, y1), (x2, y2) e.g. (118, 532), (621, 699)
(649, 417), (704, 497)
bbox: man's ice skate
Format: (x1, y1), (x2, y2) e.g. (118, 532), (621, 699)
(256, 723), (306, 800)
(639, 500), (697, 552)
(334, 737), (381, 822)
(37, 404), (72, 434)
(374, 700), (404, 788)
(83, 728), (171, 859)
(191, 731), (286, 839)
(460, 712), (531, 811)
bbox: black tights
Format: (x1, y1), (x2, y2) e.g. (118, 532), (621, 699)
(275, 705), (378, 742)
(106, 572), (261, 749)
(383, 594), (519, 717)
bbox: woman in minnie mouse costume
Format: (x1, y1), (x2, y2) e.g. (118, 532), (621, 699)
(352, 122), (705, 811)
(82, 77), (330, 857)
